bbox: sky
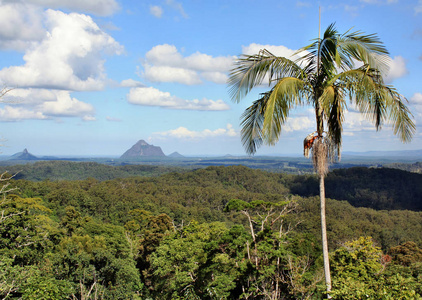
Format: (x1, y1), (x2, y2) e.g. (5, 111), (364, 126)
(0, 0), (421, 157)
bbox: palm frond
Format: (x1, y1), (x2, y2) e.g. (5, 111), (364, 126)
(320, 85), (346, 157)
(339, 29), (390, 73)
(240, 94), (269, 155)
(384, 87), (416, 143)
(228, 50), (303, 103)
(337, 67), (415, 141)
(262, 77), (309, 145)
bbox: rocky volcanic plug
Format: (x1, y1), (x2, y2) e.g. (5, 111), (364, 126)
(120, 140), (165, 159)
(10, 148), (38, 160)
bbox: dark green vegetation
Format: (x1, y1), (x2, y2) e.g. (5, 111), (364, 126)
(1, 164), (422, 299)
(1, 155), (420, 182)
(0, 161), (185, 181)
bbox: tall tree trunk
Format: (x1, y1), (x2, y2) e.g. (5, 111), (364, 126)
(320, 174), (332, 298)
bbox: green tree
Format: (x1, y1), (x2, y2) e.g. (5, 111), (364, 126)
(150, 221), (233, 299)
(389, 241), (422, 266)
(330, 237), (422, 299)
(228, 23), (415, 296)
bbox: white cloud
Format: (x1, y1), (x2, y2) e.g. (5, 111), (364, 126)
(283, 116), (313, 132)
(384, 56), (408, 83)
(410, 92), (422, 105)
(410, 93), (422, 120)
(153, 124), (237, 139)
(127, 87), (230, 111)
(0, 9), (123, 91)
(4, 88), (57, 105)
(150, 5), (163, 18)
(242, 43), (298, 58)
(142, 44), (234, 84)
(82, 115), (96, 121)
(4, 0), (120, 16)
(40, 91), (94, 117)
(1, 88), (95, 121)
(201, 72), (229, 84)
(0, 3), (45, 51)
(343, 109), (377, 131)
(144, 65), (202, 85)
(120, 79), (145, 88)
(0, 105), (47, 122)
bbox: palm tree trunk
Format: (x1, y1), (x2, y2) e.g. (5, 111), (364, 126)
(320, 173), (332, 298)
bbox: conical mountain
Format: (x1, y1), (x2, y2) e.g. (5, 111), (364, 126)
(120, 140), (165, 159)
(168, 151), (184, 158)
(10, 148), (38, 160)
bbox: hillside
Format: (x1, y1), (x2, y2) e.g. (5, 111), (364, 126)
(3, 164), (422, 299)
(0, 160), (183, 181)
(10, 165), (422, 249)
(289, 167), (422, 211)
(3, 161), (422, 212)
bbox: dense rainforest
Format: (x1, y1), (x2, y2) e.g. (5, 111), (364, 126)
(1, 162), (422, 299)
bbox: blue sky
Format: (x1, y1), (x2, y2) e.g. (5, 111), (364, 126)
(0, 0), (421, 157)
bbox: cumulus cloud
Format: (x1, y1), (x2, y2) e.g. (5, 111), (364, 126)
(144, 65), (202, 85)
(410, 93), (422, 120)
(0, 3), (45, 51)
(150, 5), (163, 18)
(0, 9), (123, 91)
(283, 116), (313, 132)
(4, 88), (57, 105)
(0, 106), (47, 122)
(142, 44), (235, 84)
(1, 88), (95, 121)
(242, 43), (298, 58)
(153, 124), (236, 139)
(4, 0), (120, 16)
(120, 79), (145, 88)
(384, 56), (408, 83)
(127, 87), (230, 111)
(40, 91), (94, 117)
(410, 92), (422, 105)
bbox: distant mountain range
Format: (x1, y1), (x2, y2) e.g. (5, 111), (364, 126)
(4, 144), (422, 163)
(343, 149), (422, 157)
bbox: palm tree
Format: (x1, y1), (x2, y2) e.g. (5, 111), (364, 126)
(228, 23), (415, 297)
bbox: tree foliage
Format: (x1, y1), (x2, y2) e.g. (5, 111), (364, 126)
(0, 164), (421, 298)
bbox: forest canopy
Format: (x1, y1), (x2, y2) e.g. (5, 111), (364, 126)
(1, 163), (422, 299)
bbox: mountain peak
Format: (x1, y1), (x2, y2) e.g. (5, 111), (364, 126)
(137, 140), (149, 146)
(10, 148), (38, 161)
(168, 151), (184, 158)
(120, 140), (165, 159)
